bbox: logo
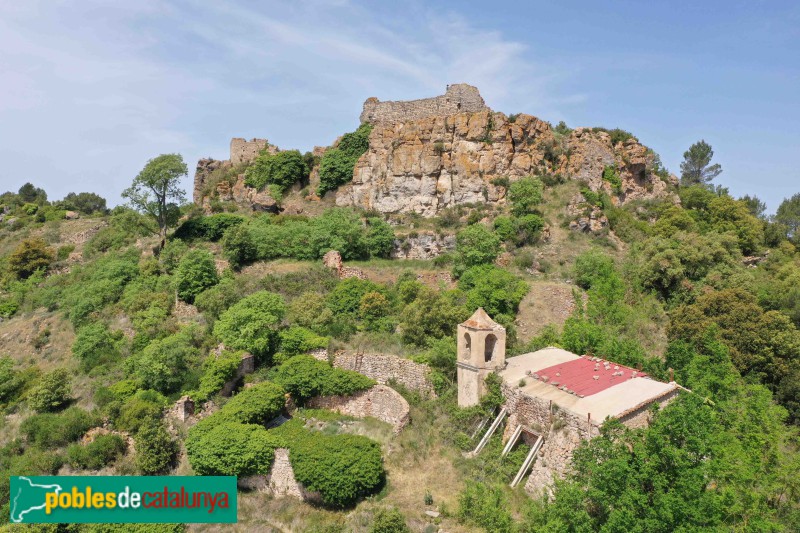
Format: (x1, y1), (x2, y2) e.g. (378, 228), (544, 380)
(9, 476), (237, 524)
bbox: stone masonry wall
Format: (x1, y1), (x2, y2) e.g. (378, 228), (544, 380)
(616, 386), (681, 429)
(308, 384), (410, 433)
(237, 448), (321, 502)
(333, 352), (435, 397)
(230, 138), (268, 166)
(360, 84), (487, 124)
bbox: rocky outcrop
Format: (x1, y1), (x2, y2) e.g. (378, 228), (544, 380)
(336, 110), (675, 217)
(392, 232), (456, 259)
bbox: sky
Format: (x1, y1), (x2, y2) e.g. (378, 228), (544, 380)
(0, 0), (797, 213)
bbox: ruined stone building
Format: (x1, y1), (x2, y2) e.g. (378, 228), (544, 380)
(360, 83), (487, 124)
(458, 309), (681, 494)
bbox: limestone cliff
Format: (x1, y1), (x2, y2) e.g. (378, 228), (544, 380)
(335, 110), (675, 216)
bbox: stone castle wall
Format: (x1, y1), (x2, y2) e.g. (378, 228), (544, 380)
(360, 83), (487, 124)
(237, 448), (321, 502)
(332, 352), (436, 397)
(230, 138), (269, 166)
(308, 384), (410, 433)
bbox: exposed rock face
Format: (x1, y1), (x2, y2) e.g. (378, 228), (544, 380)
(566, 193), (609, 235)
(336, 110), (674, 217)
(391, 232), (456, 259)
(193, 158), (230, 205)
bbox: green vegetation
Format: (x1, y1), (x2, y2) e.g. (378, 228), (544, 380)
(273, 355), (375, 403)
(66, 434), (126, 470)
(245, 149), (309, 193)
(174, 248), (219, 303)
(680, 139), (723, 186)
(318, 123), (372, 196)
(213, 291), (286, 359)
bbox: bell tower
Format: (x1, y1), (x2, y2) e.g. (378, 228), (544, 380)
(457, 308), (506, 407)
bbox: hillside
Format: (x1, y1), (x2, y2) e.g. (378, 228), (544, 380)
(1, 85), (799, 532)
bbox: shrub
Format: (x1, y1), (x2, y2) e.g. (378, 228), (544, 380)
(287, 291), (335, 333)
(218, 382), (286, 424)
(274, 355), (374, 403)
(514, 213), (545, 245)
(20, 407), (97, 448)
(186, 422), (278, 476)
(213, 291), (286, 358)
(221, 223), (257, 269)
(58, 191), (108, 214)
(508, 177), (543, 216)
(0, 357), (27, 405)
(553, 120), (572, 135)
(318, 124), (372, 196)
(493, 216), (516, 242)
(457, 482), (514, 533)
(279, 326), (328, 357)
(458, 265), (528, 322)
(175, 248), (219, 303)
(194, 276), (243, 321)
(455, 224), (501, 270)
(195, 350), (243, 401)
(135, 423), (178, 475)
(371, 508), (410, 533)
(72, 322), (123, 371)
(602, 165), (622, 194)
(366, 217), (396, 258)
(66, 434), (126, 470)
(359, 291), (394, 332)
(126, 330), (200, 393)
(174, 213), (245, 241)
(244, 150), (308, 192)
(8, 238), (54, 279)
(400, 288), (469, 346)
(574, 249), (616, 289)
(27, 368), (72, 412)
(327, 278), (383, 316)
(275, 420), (384, 508)
(115, 390), (167, 433)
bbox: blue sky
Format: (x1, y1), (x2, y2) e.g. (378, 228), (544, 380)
(0, 1), (797, 212)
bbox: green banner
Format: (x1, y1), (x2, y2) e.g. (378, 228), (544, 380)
(9, 476), (237, 524)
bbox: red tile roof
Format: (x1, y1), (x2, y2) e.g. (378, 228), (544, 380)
(531, 356), (648, 397)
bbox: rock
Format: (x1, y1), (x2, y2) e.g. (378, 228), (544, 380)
(64, 211), (80, 220)
(425, 510), (440, 518)
(392, 232), (456, 259)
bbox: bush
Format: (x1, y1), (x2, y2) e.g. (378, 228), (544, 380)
(58, 191), (108, 214)
(20, 407), (97, 448)
(514, 213), (545, 245)
(493, 216), (516, 242)
(72, 322), (123, 371)
(245, 150), (308, 192)
(221, 224), (257, 269)
(455, 224), (501, 271)
(135, 422), (178, 475)
(66, 434), (126, 470)
(194, 276), (243, 321)
(275, 421), (384, 508)
(195, 350), (243, 401)
(318, 124), (372, 196)
(603, 165), (622, 194)
(8, 238), (54, 279)
(274, 355), (374, 403)
(400, 288), (469, 346)
(213, 291), (286, 358)
(0, 356), (27, 405)
(359, 291), (394, 332)
(217, 382), (287, 425)
(508, 177), (544, 216)
(279, 326), (328, 357)
(186, 422), (278, 476)
(371, 508), (410, 533)
(114, 390), (167, 433)
(287, 291), (335, 333)
(327, 278), (383, 317)
(27, 368), (72, 412)
(457, 482), (514, 533)
(175, 248), (219, 303)
(458, 265), (528, 323)
(174, 213), (245, 241)
(574, 249), (616, 289)
(126, 330), (200, 393)
(366, 217), (396, 258)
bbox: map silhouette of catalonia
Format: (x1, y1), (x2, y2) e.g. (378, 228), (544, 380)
(10, 477), (62, 523)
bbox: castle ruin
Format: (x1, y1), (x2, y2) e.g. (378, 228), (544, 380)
(359, 83), (488, 124)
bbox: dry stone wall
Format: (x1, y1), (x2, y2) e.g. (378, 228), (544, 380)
(360, 84), (487, 124)
(237, 448), (321, 502)
(308, 384), (410, 433)
(392, 232), (456, 259)
(322, 352), (436, 397)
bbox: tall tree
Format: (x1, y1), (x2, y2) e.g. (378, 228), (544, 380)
(123, 154), (187, 249)
(775, 193), (800, 241)
(739, 194), (767, 219)
(680, 140), (722, 187)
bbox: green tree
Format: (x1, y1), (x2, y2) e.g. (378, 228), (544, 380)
(213, 291), (286, 358)
(400, 288), (468, 346)
(27, 368), (72, 412)
(7, 238), (54, 279)
(186, 422), (278, 476)
(318, 124), (372, 196)
(508, 176), (544, 216)
(370, 508), (410, 533)
(221, 224), (257, 270)
(175, 248), (219, 303)
(679, 140), (722, 186)
(458, 265), (528, 323)
(775, 193), (800, 241)
(244, 150), (308, 192)
(59, 192), (108, 214)
(126, 330), (200, 393)
(136, 422), (178, 474)
(740, 194), (767, 219)
(122, 154), (187, 249)
(455, 224), (501, 270)
(17, 182), (47, 204)
(366, 217), (395, 258)
(72, 322), (123, 371)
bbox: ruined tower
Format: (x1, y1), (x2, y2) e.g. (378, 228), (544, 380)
(457, 308), (506, 407)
